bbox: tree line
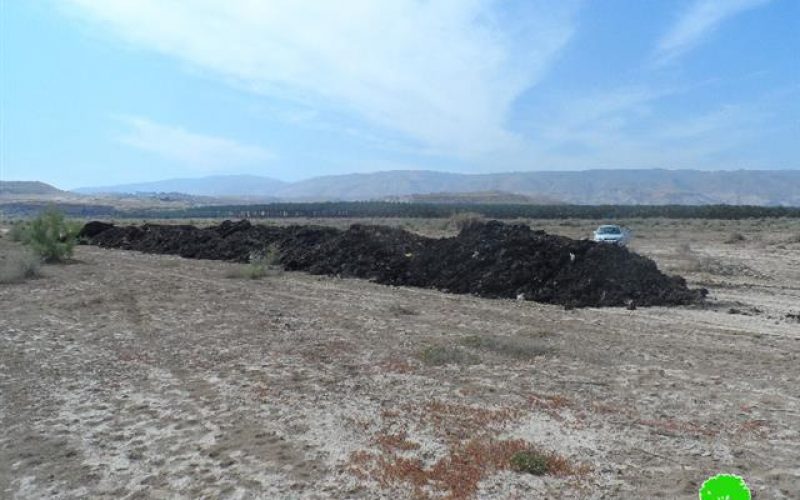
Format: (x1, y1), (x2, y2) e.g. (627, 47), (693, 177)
(129, 202), (800, 220)
(4, 201), (800, 220)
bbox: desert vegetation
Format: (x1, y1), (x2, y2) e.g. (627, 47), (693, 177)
(460, 333), (553, 360)
(9, 207), (79, 262)
(225, 244), (283, 279)
(418, 344), (480, 366)
(0, 248), (41, 284)
(446, 211), (486, 232)
(1, 208), (80, 285)
(123, 202), (800, 220)
(7, 200), (800, 221)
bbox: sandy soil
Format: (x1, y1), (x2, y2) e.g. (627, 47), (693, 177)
(1, 220), (799, 499)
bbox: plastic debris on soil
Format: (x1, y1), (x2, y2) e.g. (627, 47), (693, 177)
(79, 220), (706, 308)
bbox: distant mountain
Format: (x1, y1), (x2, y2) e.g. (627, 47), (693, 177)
(0, 181), (64, 196)
(73, 169), (800, 206)
(275, 169), (800, 205)
(396, 191), (564, 204)
(74, 174), (287, 198)
(274, 170), (464, 200)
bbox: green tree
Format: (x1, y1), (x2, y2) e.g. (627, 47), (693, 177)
(23, 208), (78, 263)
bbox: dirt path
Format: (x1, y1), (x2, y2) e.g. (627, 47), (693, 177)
(1, 230), (799, 498)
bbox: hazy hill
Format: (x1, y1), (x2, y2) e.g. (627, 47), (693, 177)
(397, 191), (564, 204)
(75, 175), (287, 198)
(72, 169), (800, 205)
(0, 181), (64, 196)
(274, 170), (464, 200)
(273, 169), (800, 205)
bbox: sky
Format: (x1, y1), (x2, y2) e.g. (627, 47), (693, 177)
(1, 0), (798, 189)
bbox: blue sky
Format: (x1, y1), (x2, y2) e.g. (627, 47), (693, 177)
(1, 0), (798, 189)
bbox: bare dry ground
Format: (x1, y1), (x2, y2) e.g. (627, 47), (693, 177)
(1, 218), (799, 498)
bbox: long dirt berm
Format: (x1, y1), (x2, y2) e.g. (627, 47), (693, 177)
(79, 220), (706, 308)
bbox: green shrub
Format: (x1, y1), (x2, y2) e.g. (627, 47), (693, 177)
(0, 250), (41, 284)
(226, 263), (269, 280)
(724, 232), (746, 244)
(509, 450), (549, 475)
(418, 345), (479, 366)
(9, 222), (28, 242)
(256, 244), (282, 267)
(66, 220), (84, 240)
(226, 259), (270, 280)
(22, 208), (78, 262)
(225, 244), (283, 280)
(461, 334), (552, 359)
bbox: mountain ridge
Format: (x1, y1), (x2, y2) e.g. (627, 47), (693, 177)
(71, 169), (800, 206)
(75, 174), (287, 198)
(0, 180), (65, 196)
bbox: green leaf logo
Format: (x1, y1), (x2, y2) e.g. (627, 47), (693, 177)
(699, 474), (751, 500)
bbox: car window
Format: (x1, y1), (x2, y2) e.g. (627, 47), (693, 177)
(598, 226), (621, 234)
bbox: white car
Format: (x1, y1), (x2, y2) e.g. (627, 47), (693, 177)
(593, 224), (630, 246)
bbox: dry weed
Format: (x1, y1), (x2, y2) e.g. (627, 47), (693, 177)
(636, 417), (718, 437)
(375, 432), (421, 452)
(724, 232), (747, 244)
(732, 419), (769, 438)
(402, 400), (522, 440)
(675, 243), (765, 278)
(378, 357), (416, 374)
(418, 345), (479, 367)
(447, 212), (486, 232)
(461, 334), (553, 359)
(388, 304), (419, 316)
(0, 249), (41, 284)
(528, 393), (571, 418)
(348, 438), (586, 499)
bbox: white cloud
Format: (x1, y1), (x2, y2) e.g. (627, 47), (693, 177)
(522, 89), (772, 171)
(536, 85), (673, 143)
(117, 116), (272, 169)
(64, 0), (577, 157)
(654, 0), (771, 64)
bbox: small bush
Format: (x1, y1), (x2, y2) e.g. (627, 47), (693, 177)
(9, 222), (28, 242)
(448, 212), (485, 232)
(510, 450), (549, 475)
(679, 250), (763, 277)
(418, 345), (479, 366)
(225, 244), (283, 280)
(255, 244), (282, 267)
(0, 250), (41, 284)
(17, 208), (78, 262)
(388, 303), (419, 316)
(66, 220), (84, 240)
(226, 261), (270, 280)
(725, 232), (746, 244)
(461, 334), (552, 359)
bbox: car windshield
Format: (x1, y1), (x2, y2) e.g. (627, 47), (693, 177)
(598, 226), (621, 235)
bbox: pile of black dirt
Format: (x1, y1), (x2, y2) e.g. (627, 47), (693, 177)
(79, 220), (706, 308)
(279, 224), (428, 284)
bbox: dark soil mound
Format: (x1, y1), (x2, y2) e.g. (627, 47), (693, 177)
(79, 221), (115, 239)
(414, 222), (699, 307)
(280, 224), (428, 284)
(80, 220), (705, 308)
